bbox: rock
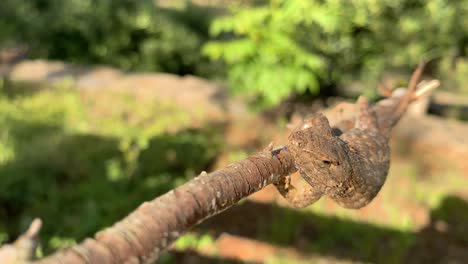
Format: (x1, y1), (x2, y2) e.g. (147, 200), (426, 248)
(75, 66), (123, 90)
(9, 60), (81, 83)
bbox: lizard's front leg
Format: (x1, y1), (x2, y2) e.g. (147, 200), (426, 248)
(274, 175), (322, 208)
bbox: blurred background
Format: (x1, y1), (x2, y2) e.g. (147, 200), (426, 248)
(0, 0), (467, 263)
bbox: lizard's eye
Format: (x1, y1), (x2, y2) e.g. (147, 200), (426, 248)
(293, 140), (303, 147)
(322, 160), (332, 166)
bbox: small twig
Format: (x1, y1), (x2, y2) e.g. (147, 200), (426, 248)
(414, 79), (440, 99)
(0, 218), (42, 263)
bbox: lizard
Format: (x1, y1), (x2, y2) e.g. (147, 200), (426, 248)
(274, 62), (437, 209)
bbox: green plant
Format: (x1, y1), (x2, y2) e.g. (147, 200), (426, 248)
(0, 0), (217, 76)
(203, 0), (326, 106)
(173, 232), (216, 251)
(204, 0), (468, 106)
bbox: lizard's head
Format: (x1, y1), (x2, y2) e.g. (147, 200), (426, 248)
(288, 114), (351, 192)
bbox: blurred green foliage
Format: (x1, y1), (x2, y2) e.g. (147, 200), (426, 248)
(1, 0), (466, 106)
(0, 0), (217, 76)
(204, 0), (468, 106)
(0, 81), (221, 253)
(173, 232), (216, 251)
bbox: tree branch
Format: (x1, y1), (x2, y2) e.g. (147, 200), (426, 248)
(36, 148), (296, 264)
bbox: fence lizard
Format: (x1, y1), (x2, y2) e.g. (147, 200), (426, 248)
(274, 63), (433, 209)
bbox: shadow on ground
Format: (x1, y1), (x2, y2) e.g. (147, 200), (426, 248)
(188, 195), (468, 264)
(0, 117), (222, 254)
(160, 250), (247, 264)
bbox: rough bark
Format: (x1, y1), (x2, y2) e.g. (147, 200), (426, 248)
(35, 148), (296, 264)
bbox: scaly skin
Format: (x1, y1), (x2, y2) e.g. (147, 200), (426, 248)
(275, 63), (428, 209)
(277, 98), (389, 209)
(332, 97), (390, 208)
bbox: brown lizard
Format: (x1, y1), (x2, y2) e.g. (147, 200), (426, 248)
(274, 63), (437, 209)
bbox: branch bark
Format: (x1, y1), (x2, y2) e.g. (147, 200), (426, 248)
(36, 148), (297, 264)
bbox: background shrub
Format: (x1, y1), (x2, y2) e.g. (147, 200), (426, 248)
(204, 0), (468, 106)
(0, 0), (217, 76)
